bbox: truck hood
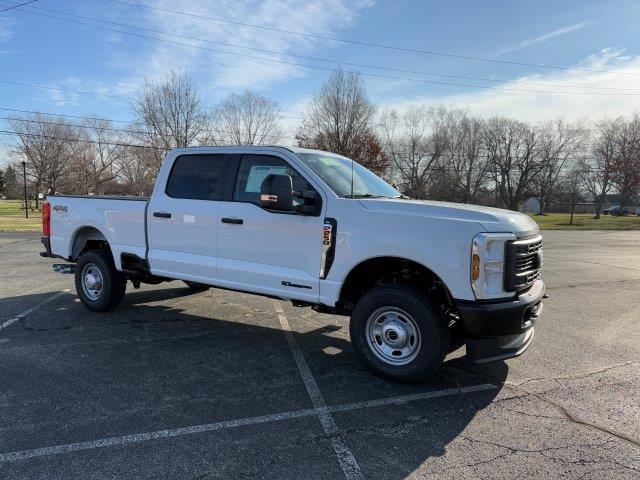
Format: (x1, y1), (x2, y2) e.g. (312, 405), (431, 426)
(357, 198), (539, 237)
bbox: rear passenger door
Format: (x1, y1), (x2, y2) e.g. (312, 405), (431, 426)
(147, 153), (236, 284)
(216, 153), (325, 302)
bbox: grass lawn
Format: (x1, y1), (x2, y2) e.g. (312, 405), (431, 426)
(0, 200), (42, 232)
(2, 200), (639, 232)
(529, 213), (640, 230)
(0, 199), (29, 215)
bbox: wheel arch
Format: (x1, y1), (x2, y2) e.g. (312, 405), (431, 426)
(336, 256), (454, 312)
(70, 226), (111, 261)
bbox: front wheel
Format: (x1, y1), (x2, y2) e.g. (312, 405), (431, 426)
(349, 285), (449, 383)
(75, 250), (127, 312)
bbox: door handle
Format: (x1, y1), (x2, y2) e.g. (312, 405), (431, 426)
(221, 217), (243, 225)
(153, 212), (172, 218)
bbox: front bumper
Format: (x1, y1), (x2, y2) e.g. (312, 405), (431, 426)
(455, 279), (544, 364)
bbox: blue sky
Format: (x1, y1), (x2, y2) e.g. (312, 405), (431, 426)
(1, 0), (640, 150)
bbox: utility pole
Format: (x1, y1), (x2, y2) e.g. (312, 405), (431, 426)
(21, 160), (28, 219)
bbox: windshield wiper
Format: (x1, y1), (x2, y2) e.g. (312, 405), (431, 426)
(344, 194), (386, 199)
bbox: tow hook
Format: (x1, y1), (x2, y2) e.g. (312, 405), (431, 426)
(53, 264), (76, 274)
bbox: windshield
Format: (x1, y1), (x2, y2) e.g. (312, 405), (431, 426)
(295, 152), (401, 198)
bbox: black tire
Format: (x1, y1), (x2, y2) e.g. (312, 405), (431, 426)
(183, 281), (210, 292)
(349, 285), (449, 383)
(75, 250), (127, 312)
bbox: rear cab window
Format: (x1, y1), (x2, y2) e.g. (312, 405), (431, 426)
(165, 154), (233, 200)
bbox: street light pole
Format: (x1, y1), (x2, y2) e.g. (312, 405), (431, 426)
(21, 161), (28, 219)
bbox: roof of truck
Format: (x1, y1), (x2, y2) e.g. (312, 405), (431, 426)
(169, 145), (341, 157)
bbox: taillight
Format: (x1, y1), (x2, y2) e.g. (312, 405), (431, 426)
(42, 202), (51, 236)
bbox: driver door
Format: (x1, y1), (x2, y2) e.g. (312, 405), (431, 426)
(216, 154), (324, 302)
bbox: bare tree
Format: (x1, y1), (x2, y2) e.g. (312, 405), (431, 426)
(483, 117), (542, 211)
(117, 147), (157, 196)
(580, 117), (620, 218)
(611, 113), (640, 211)
(379, 106), (450, 198)
(296, 69), (385, 172)
(68, 118), (127, 195)
(534, 119), (587, 215)
(436, 110), (490, 203)
(9, 114), (79, 201)
(210, 90), (282, 145)
(557, 167), (585, 225)
(131, 69), (209, 178)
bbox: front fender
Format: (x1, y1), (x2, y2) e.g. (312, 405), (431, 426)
(319, 209), (486, 306)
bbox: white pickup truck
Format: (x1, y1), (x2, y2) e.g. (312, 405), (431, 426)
(40, 146), (544, 382)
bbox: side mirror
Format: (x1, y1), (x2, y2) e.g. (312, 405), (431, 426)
(260, 174), (293, 211)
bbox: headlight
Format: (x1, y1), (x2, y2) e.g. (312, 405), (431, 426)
(471, 232), (516, 299)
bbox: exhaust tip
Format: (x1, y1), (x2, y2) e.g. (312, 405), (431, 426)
(53, 264), (76, 274)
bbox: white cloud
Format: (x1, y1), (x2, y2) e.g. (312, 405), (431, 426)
(35, 1), (372, 113)
(0, 16), (14, 42)
(495, 21), (592, 56)
(0, 16), (16, 55)
(376, 49), (640, 123)
(125, 0), (374, 95)
(39, 77), (138, 107)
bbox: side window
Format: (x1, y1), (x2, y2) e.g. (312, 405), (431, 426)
(166, 154), (230, 200)
(233, 154), (313, 206)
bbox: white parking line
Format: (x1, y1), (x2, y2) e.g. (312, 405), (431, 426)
(328, 383), (496, 414)
(0, 290), (70, 332)
(0, 408), (317, 463)
(271, 300), (364, 479)
(0, 383), (496, 464)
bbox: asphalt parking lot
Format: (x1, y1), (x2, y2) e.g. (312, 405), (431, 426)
(0, 231), (639, 479)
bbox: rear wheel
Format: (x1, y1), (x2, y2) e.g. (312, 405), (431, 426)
(350, 285), (449, 383)
(75, 250), (126, 312)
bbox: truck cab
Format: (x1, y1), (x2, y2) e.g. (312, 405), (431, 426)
(41, 146), (545, 383)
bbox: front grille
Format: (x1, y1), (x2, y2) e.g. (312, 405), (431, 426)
(505, 235), (543, 292)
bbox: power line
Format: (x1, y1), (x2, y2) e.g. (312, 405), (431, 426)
(7, 3), (640, 96)
(0, 107), (141, 125)
(2, 114), (299, 139)
(0, 115), (141, 135)
(8, 2), (640, 93)
(1, 129), (292, 149)
(1, 127), (604, 167)
(0, 108), (595, 160)
(0, 129), (156, 149)
(0, 80), (132, 100)
(0, 105), (301, 123)
(0, 0), (37, 13)
(103, 0), (640, 77)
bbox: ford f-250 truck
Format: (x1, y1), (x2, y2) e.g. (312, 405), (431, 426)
(40, 146), (544, 382)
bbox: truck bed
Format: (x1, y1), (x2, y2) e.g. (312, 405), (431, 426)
(47, 195), (149, 269)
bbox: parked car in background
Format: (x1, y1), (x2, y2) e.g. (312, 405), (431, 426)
(603, 206), (632, 216)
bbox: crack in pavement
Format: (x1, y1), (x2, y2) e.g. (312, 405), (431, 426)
(505, 382), (640, 449)
(431, 436), (623, 475)
(508, 361), (637, 387)
(450, 365), (640, 449)
(549, 278), (640, 290)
